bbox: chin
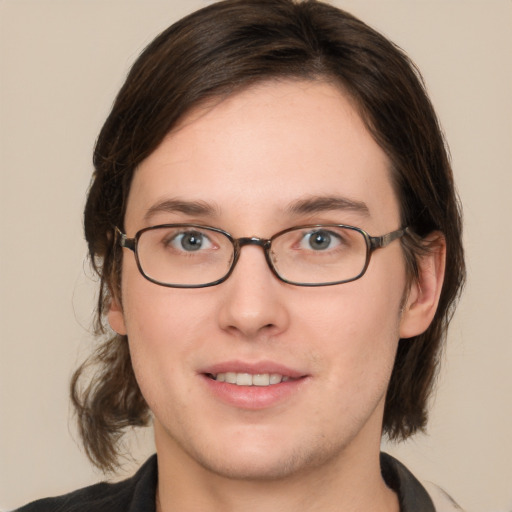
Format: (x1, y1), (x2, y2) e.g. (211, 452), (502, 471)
(186, 434), (345, 482)
(197, 454), (306, 482)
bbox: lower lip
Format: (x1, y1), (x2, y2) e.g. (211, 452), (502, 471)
(201, 375), (308, 410)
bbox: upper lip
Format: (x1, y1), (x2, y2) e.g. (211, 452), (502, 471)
(200, 360), (306, 378)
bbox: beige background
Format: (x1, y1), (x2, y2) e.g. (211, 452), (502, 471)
(1, 1), (511, 511)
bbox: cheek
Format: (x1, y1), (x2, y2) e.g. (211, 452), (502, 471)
(285, 275), (404, 440)
(122, 292), (207, 420)
(298, 278), (404, 344)
(119, 261), (213, 396)
(121, 254), (211, 342)
(295, 261), (406, 381)
(123, 286), (213, 363)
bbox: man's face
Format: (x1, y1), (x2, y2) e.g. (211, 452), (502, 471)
(110, 80), (415, 480)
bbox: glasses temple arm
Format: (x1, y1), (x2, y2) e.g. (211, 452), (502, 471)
(370, 227), (409, 250)
(114, 226), (136, 252)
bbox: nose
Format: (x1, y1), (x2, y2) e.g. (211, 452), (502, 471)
(217, 244), (290, 340)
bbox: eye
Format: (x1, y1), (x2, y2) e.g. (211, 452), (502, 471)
(168, 230), (213, 252)
(300, 229), (341, 251)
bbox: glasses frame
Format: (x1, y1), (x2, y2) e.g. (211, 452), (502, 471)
(116, 223), (408, 288)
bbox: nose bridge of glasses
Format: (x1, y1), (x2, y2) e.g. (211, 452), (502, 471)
(228, 235), (279, 283)
(235, 236), (271, 249)
(233, 236), (274, 269)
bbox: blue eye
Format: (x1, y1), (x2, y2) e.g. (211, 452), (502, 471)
(170, 231), (213, 252)
(301, 229), (341, 251)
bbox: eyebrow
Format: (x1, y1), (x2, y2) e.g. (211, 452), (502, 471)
(143, 194), (370, 223)
(285, 195), (370, 217)
(144, 198), (220, 222)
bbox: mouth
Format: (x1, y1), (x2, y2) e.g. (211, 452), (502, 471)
(206, 372), (296, 386)
(200, 361), (308, 408)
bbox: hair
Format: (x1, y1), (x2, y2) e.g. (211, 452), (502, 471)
(71, 0), (465, 472)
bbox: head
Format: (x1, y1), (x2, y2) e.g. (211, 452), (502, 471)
(72, 0), (464, 472)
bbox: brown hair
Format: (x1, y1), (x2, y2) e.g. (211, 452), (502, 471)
(72, 0), (465, 472)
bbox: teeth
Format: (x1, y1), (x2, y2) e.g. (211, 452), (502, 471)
(269, 373), (282, 385)
(225, 372), (237, 384)
(237, 373), (253, 386)
(252, 374), (269, 386)
(212, 372), (291, 386)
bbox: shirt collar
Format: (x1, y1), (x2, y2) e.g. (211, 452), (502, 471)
(381, 452), (436, 512)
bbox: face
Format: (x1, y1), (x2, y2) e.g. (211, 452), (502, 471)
(110, 80), (418, 481)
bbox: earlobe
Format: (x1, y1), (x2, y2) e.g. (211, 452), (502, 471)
(399, 233), (446, 339)
(108, 295), (127, 336)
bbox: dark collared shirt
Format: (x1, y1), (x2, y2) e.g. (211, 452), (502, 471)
(15, 453), (436, 511)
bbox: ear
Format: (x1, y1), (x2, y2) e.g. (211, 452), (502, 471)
(399, 233), (446, 339)
(108, 294), (127, 335)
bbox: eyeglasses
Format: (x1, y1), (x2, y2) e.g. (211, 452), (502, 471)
(116, 224), (408, 288)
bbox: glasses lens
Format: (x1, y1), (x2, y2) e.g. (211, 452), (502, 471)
(136, 226), (234, 286)
(270, 226), (369, 285)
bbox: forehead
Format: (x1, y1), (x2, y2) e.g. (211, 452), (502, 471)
(125, 79), (400, 233)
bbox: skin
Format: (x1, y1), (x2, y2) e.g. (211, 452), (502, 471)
(109, 79), (445, 512)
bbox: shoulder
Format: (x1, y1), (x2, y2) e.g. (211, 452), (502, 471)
(422, 482), (466, 512)
(13, 481), (125, 512)
(13, 455), (158, 512)
(380, 452), (465, 512)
